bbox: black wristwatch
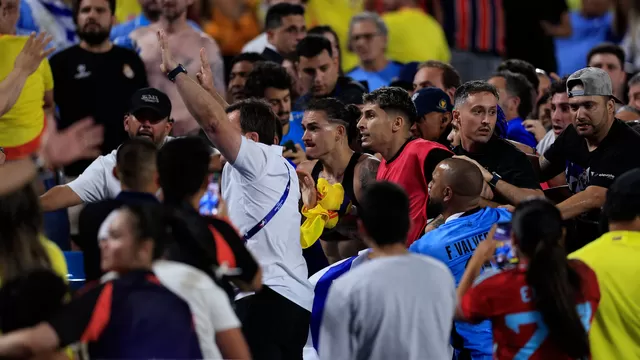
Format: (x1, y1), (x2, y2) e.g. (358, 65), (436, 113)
(489, 172), (502, 188)
(167, 64), (187, 82)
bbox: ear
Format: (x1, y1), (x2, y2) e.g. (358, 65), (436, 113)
(443, 186), (453, 203)
(112, 166), (119, 180)
(139, 238), (155, 262)
(452, 110), (461, 126)
(512, 96), (521, 111)
(446, 88), (455, 102)
(608, 99), (615, 116)
(124, 114), (131, 131)
(266, 29), (275, 43)
(165, 120), (173, 134)
(245, 132), (260, 143)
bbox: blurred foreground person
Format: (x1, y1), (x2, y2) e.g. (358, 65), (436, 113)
(320, 182), (455, 360)
(456, 199), (600, 359)
(570, 169), (640, 359)
(0, 204), (204, 359)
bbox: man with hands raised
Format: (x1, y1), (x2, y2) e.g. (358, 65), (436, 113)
(157, 30), (313, 360)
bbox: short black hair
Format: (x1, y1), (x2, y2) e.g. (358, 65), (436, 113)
(73, 0), (116, 21)
(157, 137), (211, 206)
(493, 71), (535, 119)
(116, 137), (158, 191)
(265, 3), (305, 31)
(549, 76), (568, 97)
(603, 168), (640, 222)
(229, 52), (266, 69)
(363, 87), (417, 125)
(359, 182), (410, 245)
(296, 34), (332, 60)
(308, 25), (339, 39)
(226, 98), (278, 146)
(587, 43), (625, 69)
(497, 59), (540, 94)
(453, 80), (499, 109)
(418, 60), (461, 89)
(244, 61), (293, 98)
(306, 98), (361, 143)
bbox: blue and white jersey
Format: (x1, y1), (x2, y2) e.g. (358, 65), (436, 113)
(410, 207), (512, 360)
(303, 249), (371, 360)
(17, 0), (77, 54)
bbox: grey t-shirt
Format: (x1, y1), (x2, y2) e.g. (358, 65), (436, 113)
(319, 254), (456, 360)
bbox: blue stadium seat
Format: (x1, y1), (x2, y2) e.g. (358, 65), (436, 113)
(63, 251), (86, 290)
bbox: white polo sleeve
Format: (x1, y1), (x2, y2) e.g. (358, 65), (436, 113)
(229, 136), (269, 183)
(66, 155), (112, 203)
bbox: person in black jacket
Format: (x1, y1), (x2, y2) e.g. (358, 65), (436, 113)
(293, 35), (367, 111)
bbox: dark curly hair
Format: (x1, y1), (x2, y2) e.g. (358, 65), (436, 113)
(363, 87), (418, 125)
(243, 61), (293, 99)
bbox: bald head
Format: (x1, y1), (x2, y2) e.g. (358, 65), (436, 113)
(437, 158), (484, 197)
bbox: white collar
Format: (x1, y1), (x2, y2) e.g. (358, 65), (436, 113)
(445, 212), (465, 224)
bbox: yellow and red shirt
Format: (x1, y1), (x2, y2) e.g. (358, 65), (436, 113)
(0, 35), (53, 156)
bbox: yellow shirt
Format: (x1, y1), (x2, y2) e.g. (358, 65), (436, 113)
(305, 0), (364, 71)
(569, 231), (640, 360)
(0, 35), (53, 148)
(382, 8), (450, 64)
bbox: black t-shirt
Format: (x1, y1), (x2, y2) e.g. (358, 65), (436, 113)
(293, 76), (367, 111)
(503, 0), (568, 73)
(453, 137), (541, 205)
(544, 119), (640, 192)
(50, 45), (148, 176)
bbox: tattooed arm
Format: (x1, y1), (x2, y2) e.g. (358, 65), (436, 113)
(354, 155), (381, 203)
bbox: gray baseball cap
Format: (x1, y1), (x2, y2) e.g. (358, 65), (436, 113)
(566, 67), (623, 104)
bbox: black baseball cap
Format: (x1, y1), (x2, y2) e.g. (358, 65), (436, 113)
(129, 88), (172, 121)
(412, 87), (453, 118)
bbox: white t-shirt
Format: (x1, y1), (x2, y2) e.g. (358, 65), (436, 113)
(67, 136), (220, 203)
(222, 136), (313, 311)
(242, 32), (268, 54)
(152, 260), (241, 360)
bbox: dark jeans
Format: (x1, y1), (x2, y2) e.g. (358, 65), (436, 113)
(235, 286), (310, 360)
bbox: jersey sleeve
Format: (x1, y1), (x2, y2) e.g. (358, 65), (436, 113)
(47, 282), (109, 347)
(208, 217), (259, 285)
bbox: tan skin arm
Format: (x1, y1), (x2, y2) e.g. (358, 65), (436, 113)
(557, 185), (607, 220)
(40, 185), (82, 212)
(0, 323), (60, 358)
(215, 328), (252, 360)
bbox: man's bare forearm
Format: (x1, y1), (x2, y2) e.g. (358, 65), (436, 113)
(0, 69), (29, 117)
(0, 159), (37, 195)
(494, 180), (544, 205)
(557, 186), (607, 220)
(174, 73), (227, 134)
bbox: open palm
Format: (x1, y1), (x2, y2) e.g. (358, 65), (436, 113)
(40, 118), (103, 167)
(296, 170), (318, 208)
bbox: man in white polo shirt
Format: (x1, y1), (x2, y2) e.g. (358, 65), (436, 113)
(157, 30), (312, 360)
(40, 88), (175, 211)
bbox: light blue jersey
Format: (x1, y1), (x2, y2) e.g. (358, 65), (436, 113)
(410, 207), (512, 360)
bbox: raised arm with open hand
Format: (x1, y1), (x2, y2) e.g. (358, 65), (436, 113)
(0, 32), (55, 116)
(196, 47), (229, 109)
(156, 30), (241, 162)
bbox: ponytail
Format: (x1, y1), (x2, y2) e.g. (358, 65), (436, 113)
(513, 199), (590, 359)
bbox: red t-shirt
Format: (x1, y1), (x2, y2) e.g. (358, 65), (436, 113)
(376, 138), (451, 246)
(460, 260), (600, 359)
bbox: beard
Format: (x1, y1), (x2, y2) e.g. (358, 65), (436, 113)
(426, 197), (444, 218)
(77, 25), (110, 46)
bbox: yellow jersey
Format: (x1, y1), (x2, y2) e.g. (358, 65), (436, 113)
(305, 0), (364, 71)
(382, 8), (450, 64)
(569, 231), (640, 360)
(0, 35), (53, 148)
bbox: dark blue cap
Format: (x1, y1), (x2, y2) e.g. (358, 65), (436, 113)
(412, 87), (452, 118)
